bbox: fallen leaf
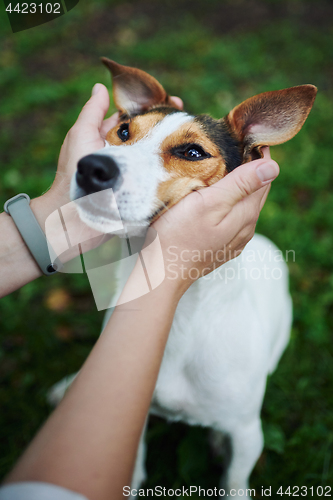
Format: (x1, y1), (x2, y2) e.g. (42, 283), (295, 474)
(45, 288), (71, 312)
(54, 325), (74, 341)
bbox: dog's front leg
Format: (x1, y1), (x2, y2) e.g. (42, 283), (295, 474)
(221, 417), (263, 499)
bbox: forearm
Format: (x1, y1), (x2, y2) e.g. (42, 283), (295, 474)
(5, 259), (184, 500)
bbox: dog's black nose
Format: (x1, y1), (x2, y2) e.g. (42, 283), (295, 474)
(76, 154), (120, 194)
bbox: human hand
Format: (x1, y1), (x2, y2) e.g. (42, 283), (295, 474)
(148, 147), (279, 294)
(49, 83), (119, 208)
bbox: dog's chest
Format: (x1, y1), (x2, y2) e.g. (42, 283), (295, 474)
(149, 271), (269, 428)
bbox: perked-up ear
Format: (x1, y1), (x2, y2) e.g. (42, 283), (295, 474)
(101, 58), (177, 115)
(225, 85), (317, 162)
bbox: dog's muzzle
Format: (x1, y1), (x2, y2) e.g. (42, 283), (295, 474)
(76, 154), (120, 195)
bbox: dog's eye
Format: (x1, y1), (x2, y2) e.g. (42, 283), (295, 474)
(117, 123), (130, 142)
(184, 146), (205, 158)
(173, 144), (211, 161)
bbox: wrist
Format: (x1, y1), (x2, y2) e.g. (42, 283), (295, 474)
(30, 189), (66, 229)
(131, 236), (191, 304)
(116, 253), (186, 313)
(32, 191), (113, 265)
(0, 205), (43, 296)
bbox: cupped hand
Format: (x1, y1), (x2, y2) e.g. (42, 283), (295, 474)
(151, 147), (279, 292)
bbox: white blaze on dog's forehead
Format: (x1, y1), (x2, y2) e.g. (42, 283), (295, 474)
(104, 112), (193, 148)
(143, 112), (193, 148)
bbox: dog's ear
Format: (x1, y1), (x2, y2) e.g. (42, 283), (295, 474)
(101, 58), (178, 115)
(225, 85), (317, 162)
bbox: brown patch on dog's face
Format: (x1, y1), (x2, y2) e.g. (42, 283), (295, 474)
(105, 112), (167, 146)
(104, 110), (230, 222)
(143, 117), (230, 220)
(160, 121), (227, 183)
(152, 121), (229, 218)
(155, 177), (206, 219)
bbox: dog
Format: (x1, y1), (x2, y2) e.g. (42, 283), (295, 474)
(51, 60), (316, 499)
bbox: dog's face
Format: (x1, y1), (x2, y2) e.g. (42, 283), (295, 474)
(70, 59), (316, 233)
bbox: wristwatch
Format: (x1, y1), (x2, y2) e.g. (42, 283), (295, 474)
(4, 193), (60, 276)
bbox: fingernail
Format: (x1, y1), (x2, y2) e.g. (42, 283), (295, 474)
(256, 161), (279, 182)
(92, 83), (102, 96)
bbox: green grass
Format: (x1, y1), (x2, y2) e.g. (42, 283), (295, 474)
(0, 0), (333, 495)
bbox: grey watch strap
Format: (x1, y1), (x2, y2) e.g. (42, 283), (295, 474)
(4, 194), (60, 276)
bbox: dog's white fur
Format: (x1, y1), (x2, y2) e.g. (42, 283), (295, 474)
(52, 112), (293, 499)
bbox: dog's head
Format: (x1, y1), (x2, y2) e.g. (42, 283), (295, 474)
(70, 59), (317, 233)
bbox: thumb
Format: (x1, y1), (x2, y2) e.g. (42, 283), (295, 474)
(201, 158), (279, 211)
(76, 83), (110, 130)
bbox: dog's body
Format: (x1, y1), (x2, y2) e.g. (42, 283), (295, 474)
(50, 61), (316, 498)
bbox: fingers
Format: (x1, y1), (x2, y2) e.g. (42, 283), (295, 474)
(222, 213), (258, 254)
(219, 182), (269, 236)
(261, 146), (271, 160)
(75, 83), (110, 131)
(259, 183), (271, 210)
(219, 158), (279, 206)
(235, 179), (271, 219)
(101, 112), (120, 138)
(169, 96), (184, 110)
(198, 157), (279, 223)
(231, 147), (273, 215)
